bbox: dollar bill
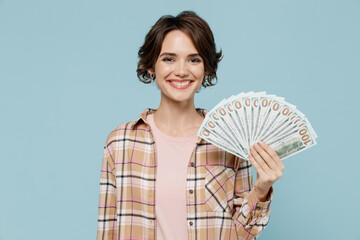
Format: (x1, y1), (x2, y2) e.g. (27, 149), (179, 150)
(198, 91), (318, 161)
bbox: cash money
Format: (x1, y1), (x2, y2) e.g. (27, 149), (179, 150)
(197, 92), (318, 161)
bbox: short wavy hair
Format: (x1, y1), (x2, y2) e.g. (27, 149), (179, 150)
(136, 10), (223, 89)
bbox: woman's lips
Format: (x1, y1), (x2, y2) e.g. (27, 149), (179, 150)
(167, 80), (193, 89)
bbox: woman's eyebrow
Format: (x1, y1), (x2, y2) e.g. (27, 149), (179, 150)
(159, 52), (200, 57)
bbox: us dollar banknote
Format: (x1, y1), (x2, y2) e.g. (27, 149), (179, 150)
(197, 92), (318, 160)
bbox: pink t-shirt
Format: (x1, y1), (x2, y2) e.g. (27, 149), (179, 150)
(146, 113), (198, 240)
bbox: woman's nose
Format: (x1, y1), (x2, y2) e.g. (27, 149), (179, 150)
(174, 61), (189, 77)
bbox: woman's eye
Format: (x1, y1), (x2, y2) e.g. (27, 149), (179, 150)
(190, 58), (201, 63)
(162, 57), (174, 62)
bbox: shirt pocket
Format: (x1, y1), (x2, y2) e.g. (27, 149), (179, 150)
(204, 165), (236, 213)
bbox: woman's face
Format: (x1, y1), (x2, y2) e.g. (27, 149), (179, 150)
(148, 30), (206, 104)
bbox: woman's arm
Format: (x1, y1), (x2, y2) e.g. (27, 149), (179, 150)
(249, 141), (284, 202)
(232, 141), (283, 239)
(232, 159), (272, 239)
(97, 144), (117, 240)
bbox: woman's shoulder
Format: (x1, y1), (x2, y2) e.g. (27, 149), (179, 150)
(104, 120), (140, 142)
(104, 109), (154, 146)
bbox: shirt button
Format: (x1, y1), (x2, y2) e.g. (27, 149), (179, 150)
(189, 221), (193, 226)
(189, 189), (193, 194)
(190, 162), (195, 167)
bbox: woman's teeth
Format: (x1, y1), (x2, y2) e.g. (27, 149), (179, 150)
(170, 81), (191, 86)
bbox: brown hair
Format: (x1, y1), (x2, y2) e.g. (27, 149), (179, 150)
(136, 10), (223, 89)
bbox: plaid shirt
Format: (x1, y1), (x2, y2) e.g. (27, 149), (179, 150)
(97, 108), (272, 240)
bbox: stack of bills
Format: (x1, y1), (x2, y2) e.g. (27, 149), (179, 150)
(198, 91), (318, 160)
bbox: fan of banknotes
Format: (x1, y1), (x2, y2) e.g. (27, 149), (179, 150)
(197, 91), (318, 160)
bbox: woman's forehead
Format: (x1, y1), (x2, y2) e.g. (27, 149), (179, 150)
(159, 30), (198, 54)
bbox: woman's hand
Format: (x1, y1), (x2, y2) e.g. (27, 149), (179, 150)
(248, 141), (285, 202)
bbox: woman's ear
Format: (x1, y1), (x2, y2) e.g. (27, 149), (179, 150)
(147, 69), (155, 75)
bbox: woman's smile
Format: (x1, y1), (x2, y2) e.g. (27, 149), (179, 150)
(167, 80), (194, 89)
(148, 30), (205, 103)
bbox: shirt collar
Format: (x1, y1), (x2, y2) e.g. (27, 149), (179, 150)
(129, 108), (209, 144)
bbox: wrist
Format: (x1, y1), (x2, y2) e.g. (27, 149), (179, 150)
(254, 185), (270, 202)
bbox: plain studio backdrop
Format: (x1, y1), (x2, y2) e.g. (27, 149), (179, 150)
(0, 0), (359, 239)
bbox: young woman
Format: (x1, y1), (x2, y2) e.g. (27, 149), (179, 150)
(97, 10), (284, 240)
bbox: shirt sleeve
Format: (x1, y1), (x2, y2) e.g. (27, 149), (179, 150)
(97, 142), (117, 240)
(232, 157), (273, 240)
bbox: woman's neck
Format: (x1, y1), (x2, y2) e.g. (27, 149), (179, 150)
(152, 98), (204, 138)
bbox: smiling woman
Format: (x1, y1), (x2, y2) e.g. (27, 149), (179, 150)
(97, 10), (282, 240)
(147, 30), (206, 108)
(136, 11), (222, 89)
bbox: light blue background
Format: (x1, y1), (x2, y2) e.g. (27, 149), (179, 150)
(1, 0), (359, 239)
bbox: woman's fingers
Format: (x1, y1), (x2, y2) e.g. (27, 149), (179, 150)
(259, 141), (284, 172)
(252, 143), (278, 172)
(248, 152), (267, 177)
(249, 145), (272, 173)
(251, 142), (284, 182)
(248, 142), (285, 199)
